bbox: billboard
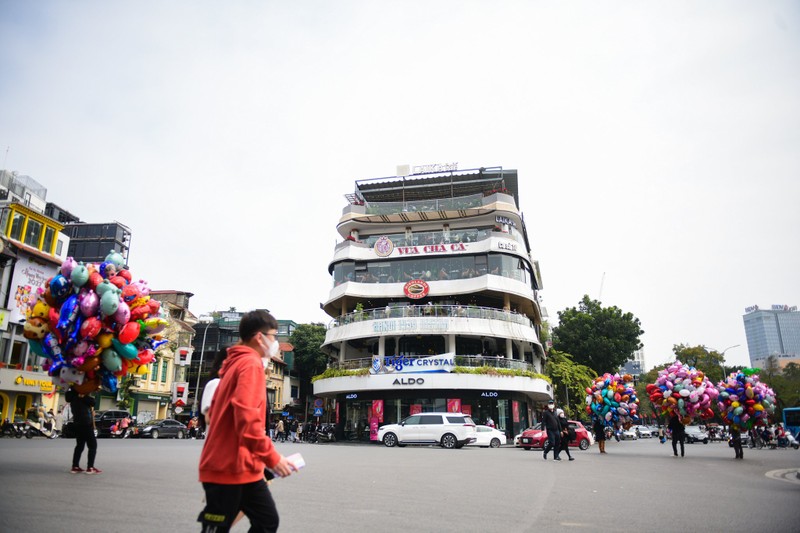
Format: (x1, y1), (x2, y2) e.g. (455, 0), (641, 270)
(8, 252), (58, 324)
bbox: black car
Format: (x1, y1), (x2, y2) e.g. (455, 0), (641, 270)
(138, 419), (187, 439)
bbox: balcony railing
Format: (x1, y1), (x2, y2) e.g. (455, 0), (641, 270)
(332, 354), (535, 373)
(328, 304), (533, 329)
(363, 193), (484, 215)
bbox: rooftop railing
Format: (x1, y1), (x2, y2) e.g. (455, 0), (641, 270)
(363, 193), (485, 215)
(328, 304), (533, 329)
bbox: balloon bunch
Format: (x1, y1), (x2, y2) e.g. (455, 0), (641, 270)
(646, 360), (719, 423)
(585, 373), (640, 428)
(24, 251), (168, 394)
(717, 369), (776, 431)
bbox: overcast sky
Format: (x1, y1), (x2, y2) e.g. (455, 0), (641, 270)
(2, 1), (798, 371)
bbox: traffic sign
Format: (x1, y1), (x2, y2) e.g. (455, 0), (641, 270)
(313, 407), (323, 417)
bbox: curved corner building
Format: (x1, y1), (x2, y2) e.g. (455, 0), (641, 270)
(314, 166), (550, 442)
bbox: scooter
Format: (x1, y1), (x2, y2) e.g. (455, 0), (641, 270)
(24, 419), (59, 439)
(315, 424), (336, 443)
(0, 420), (24, 438)
(770, 433), (800, 450)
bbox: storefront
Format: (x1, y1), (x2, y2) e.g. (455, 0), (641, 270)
(0, 367), (56, 422)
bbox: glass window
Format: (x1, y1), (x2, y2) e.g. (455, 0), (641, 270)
(42, 227), (55, 253)
(161, 359), (168, 383)
(420, 415), (444, 424)
(402, 415), (421, 425)
(56, 239), (63, 256)
(23, 218), (42, 247)
(8, 212), (24, 240)
(151, 361), (158, 382)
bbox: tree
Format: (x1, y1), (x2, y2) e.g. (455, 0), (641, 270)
(289, 323), (330, 402)
(552, 295), (644, 375)
(544, 350), (596, 420)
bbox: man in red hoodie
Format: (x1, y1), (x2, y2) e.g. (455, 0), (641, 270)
(198, 310), (297, 532)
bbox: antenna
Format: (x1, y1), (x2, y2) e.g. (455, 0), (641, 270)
(2, 146), (8, 170)
(598, 272), (606, 300)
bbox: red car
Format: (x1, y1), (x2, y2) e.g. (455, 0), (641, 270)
(519, 420), (592, 451)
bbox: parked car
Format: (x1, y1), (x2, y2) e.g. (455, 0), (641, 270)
(685, 426), (709, 444)
(377, 413), (477, 449)
(620, 427), (638, 440)
(636, 426), (653, 438)
(94, 410), (132, 438)
(138, 419), (187, 439)
(467, 425), (506, 448)
(518, 421), (592, 451)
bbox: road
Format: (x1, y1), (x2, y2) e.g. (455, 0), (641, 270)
(0, 436), (798, 532)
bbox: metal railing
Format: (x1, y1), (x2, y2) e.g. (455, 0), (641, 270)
(332, 354), (535, 373)
(328, 304), (533, 329)
(363, 193), (484, 215)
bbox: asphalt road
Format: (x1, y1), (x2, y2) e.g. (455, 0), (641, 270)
(0, 436), (798, 533)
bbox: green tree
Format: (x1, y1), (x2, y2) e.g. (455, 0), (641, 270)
(289, 323), (330, 402)
(552, 295), (644, 375)
(544, 350), (596, 420)
(672, 344), (728, 383)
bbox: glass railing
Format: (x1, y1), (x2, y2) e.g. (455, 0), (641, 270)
(331, 354), (535, 373)
(363, 193), (484, 215)
(328, 304), (533, 329)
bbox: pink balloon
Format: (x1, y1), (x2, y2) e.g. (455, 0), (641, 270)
(114, 300), (131, 325)
(79, 290), (99, 317)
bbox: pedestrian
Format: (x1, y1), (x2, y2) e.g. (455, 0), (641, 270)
(730, 427), (743, 459)
(593, 417), (607, 454)
(668, 416), (686, 457)
(542, 400), (561, 461)
(557, 409), (575, 461)
(65, 386), (101, 474)
(120, 415), (131, 438)
(276, 418), (285, 443)
(657, 425), (666, 444)
(198, 310), (298, 532)
(290, 419), (298, 443)
(297, 421), (303, 442)
(486, 416), (495, 428)
(200, 346), (233, 436)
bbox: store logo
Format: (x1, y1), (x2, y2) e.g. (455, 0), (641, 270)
(373, 236), (394, 257)
(403, 279), (429, 300)
(392, 377), (425, 385)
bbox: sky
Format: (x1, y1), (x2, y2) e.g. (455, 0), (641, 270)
(1, 1), (798, 371)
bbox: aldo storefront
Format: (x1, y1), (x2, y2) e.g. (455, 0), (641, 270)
(313, 354), (551, 442)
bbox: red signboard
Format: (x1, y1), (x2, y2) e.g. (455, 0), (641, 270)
(410, 404), (422, 415)
(372, 400), (384, 423)
(512, 400), (520, 423)
(403, 279), (430, 299)
(461, 404), (472, 416)
(447, 398), (461, 413)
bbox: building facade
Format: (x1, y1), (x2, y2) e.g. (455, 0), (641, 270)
(314, 166), (550, 442)
(743, 304), (800, 368)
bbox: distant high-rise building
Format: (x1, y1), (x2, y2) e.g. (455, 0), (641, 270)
(620, 348), (645, 378)
(743, 305), (800, 368)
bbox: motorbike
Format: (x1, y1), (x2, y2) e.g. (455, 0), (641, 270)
(315, 424), (336, 443)
(24, 419), (59, 439)
(769, 433), (799, 450)
(1, 420), (25, 438)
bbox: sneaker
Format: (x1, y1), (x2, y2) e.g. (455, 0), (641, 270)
(85, 467), (102, 475)
(569, 457), (575, 461)
(70, 466), (83, 474)
(554, 457), (562, 461)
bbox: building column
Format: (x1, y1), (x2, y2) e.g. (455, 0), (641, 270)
(339, 341), (346, 364)
(378, 336), (385, 357)
(447, 334), (456, 354)
(506, 337), (513, 359)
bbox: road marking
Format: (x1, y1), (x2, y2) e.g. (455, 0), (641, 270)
(764, 469), (800, 486)
(559, 523), (591, 528)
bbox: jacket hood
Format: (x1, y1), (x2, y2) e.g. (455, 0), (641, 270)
(219, 344), (259, 378)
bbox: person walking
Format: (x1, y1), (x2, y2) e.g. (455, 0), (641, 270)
(557, 409), (575, 461)
(657, 425), (666, 444)
(593, 417), (607, 454)
(542, 400), (561, 461)
(198, 310), (297, 532)
(65, 386), (101, 474)
(730, 427), (744, 459)
(275, 419), (285, 443)
(668, 416), (686, 457)
(290, 419), (298, 443)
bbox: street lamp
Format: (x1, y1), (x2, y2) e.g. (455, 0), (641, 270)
(192, 317), (214, 417)
(716, 344), (741, 381)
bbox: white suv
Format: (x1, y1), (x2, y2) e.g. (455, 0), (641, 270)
(378, 413), (478, 449)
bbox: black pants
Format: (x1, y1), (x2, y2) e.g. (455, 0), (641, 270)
(732, 438), (743, 458)
(199, 479), (278, 533)
(73, 425), (97, 468)
(543, 430), (561, 458)
(672, 435), (685, 457)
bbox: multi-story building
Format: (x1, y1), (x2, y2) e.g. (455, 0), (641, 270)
(314, 166), (550, 442)
(620, 348), (645, 379)
(0, 171), (68, 422)
(61, 221), (132, 266)
(743, 304), (800, 369)
(191, 310), (288, 417)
